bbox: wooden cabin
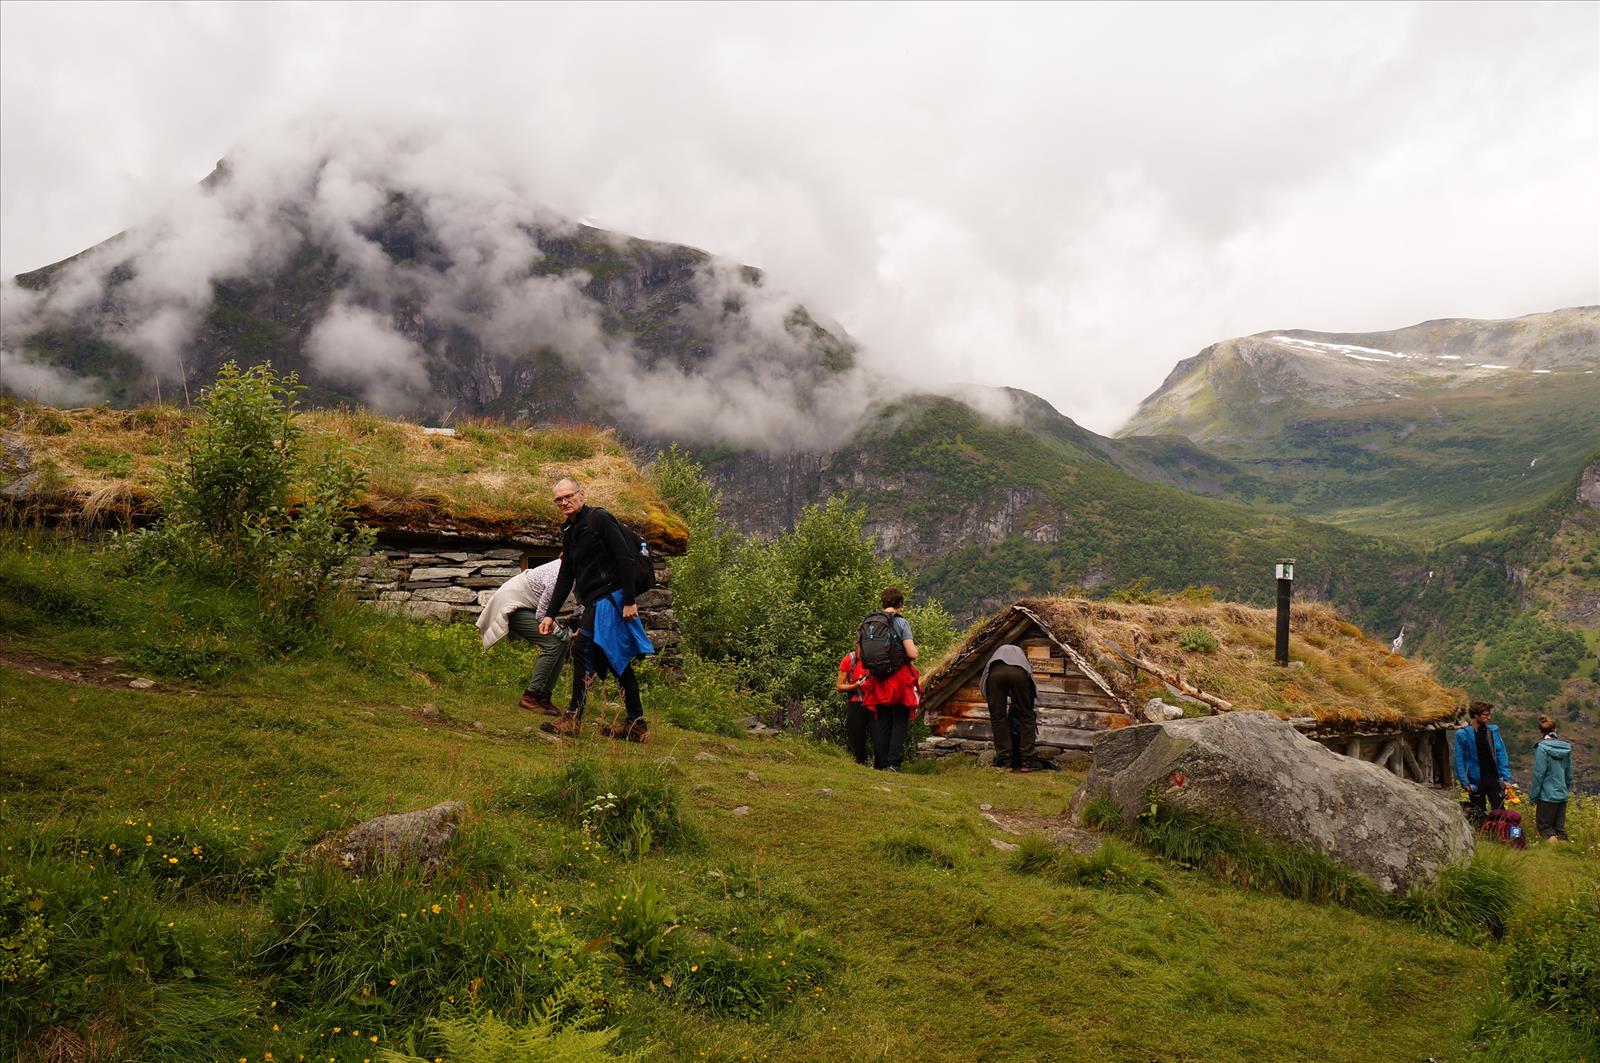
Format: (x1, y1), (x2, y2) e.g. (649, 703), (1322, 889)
(920, 596), (1466, 785)
(919, 603), (1136, 763)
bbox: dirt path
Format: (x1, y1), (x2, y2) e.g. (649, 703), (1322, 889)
(0, 644), (191, 693)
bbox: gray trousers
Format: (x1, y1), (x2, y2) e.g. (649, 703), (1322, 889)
(506, 608), (570, 697)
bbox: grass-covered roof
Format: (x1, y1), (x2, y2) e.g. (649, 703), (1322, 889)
(0, 401), (687, 552)
(924, 595), (1464, 729)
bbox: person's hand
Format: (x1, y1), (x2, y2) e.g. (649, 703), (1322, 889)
(622, 604), (639, 621)
(538, 616), (554, 636)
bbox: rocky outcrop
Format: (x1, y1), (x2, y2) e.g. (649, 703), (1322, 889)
(1069, 712), (1474, 894)
(1579, 461), (1600, 508)
(310, 800), (466, 874)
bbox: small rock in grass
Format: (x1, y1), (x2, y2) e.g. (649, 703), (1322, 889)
(744, 771), (760, 783)
(818, 788), (834, 796)
(420, 703), (439, 717)
(990, 838), (1020, 852)
(128, 677), (155, 690)
(356, 710), (376, 719)
(471, 721), (485, 731)
(730, 805), (751, 816)
(694, 751), (720, 762)
(979, 803), (994, 811)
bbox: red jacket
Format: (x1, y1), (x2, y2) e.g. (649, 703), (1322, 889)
(862, 663), (920, 717)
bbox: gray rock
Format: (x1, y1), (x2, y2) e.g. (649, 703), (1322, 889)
(128, 677), (155, 690)
(409, 566), (473, 581)
(730, 805), (751, 817)
(413, 586), (477, 604)
(438, 552), (478, 562)
(1141, 698), (1185, 723)
(476, 590), (496, 607)
(371, 600), (455, 622)
(744, 771), (761, 783)
(311, 800), (465, 874)
(990, 837), (1020, 852)
(379, 590), (412, 601)
(485, 548), (525, 560)
(694, 751), (720, 761)
(1069, 712), (1474, 893)
(479, 566), (522, 578)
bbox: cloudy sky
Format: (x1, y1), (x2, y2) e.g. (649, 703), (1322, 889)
(2, 0), (1596, 433)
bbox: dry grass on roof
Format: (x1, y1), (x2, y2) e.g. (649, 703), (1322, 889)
(1, 400), (687, 549)
(931, 594), (1463, 728)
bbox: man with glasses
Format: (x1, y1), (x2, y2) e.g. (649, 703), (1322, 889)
(539, 477), (653, 741)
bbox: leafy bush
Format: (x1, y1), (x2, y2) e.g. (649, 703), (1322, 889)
(645, 655), (763, 737)
(380, 1005), (641, 1063)
(122, 361), (374, 633)
(252, 867), (600, 1033)
(1178, 626), (1219, 653)
(650, 448), (956, 744)
(1010, 836), (1166, 895)
(500, 758), (698, 858)
(596, 878), (680, 974)
(1501, 892), (1600, 1026)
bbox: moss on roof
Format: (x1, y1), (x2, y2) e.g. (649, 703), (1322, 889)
(0, 400), (687, 552)
(924, 595), (1463, 729)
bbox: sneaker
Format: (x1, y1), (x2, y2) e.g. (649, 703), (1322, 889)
(519, 692), (560, 715)
(540, 712), (582, 736)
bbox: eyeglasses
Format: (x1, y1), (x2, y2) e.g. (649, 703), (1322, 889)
(553, 492), (580, 504)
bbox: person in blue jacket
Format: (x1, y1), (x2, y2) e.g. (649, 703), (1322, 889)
(1529, 714), (1575, 842)
(1454, 701), (1512, 813)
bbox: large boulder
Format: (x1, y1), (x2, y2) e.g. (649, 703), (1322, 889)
(310, 800), (466, 874)
(1069, 712), (1473, 894)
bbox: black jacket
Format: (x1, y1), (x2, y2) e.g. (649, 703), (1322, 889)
(548, 505), (638, 610)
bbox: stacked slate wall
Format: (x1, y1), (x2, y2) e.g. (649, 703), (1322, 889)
(352, 537), (681, 668)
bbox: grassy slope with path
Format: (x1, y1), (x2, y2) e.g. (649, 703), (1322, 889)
(3, 572), (1595, 1061)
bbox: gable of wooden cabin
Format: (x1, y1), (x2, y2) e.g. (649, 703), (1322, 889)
(925, 624), (1135, 756)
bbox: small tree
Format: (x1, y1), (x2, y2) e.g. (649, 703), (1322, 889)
(128, 361), (374, 633)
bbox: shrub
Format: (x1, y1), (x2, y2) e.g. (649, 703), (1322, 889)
(1178, 626), (1219, 654)
(595, 878), (679, 974)
(1010, 836), (1166, 895)
(1502, 892), (1600, 1026)
(499, 758), (697, 858)
(252, 867), (599, 1033)
(379, 1005), (641, 1063)
(121, 361), (374, 632)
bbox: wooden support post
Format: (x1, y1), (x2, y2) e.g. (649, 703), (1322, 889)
(1376, 739), (1401, 776)
(1344, 737), (1362, 760)
(1399, 736), (1426, 783)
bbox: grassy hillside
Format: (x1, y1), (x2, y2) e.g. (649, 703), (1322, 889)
(812, 395), (1423, 634)
(3, 537), (1596, 1061)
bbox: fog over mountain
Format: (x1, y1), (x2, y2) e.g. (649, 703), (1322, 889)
(2, 2), (1595, 435)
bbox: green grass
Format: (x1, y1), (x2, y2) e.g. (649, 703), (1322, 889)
(3, 539), (1598, 1061)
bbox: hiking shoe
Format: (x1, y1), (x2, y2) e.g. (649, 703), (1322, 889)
(519, 692), (560, 715)
(622, 718), (649, 744)
(540, 712), (582, 737)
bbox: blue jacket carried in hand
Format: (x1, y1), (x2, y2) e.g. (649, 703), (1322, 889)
(1454, 723), (1510, 790)
(1529, 736), (1574, 803)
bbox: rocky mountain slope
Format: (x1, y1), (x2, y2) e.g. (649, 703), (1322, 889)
(1119, 310), (1600, 540)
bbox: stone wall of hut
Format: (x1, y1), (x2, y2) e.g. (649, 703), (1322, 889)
(350, 537), (682, 668)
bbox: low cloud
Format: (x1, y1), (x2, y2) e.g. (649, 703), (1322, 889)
(304, 301), (429, 414)
(0, 348), (101, 406)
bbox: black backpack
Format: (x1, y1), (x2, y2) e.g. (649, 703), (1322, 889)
(589, 508), (657, 595)
(858, 611), (908, 678)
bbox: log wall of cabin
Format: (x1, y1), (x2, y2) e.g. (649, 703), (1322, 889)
(927, 636), (1134, 758)
(1309, 728), (1454, 788)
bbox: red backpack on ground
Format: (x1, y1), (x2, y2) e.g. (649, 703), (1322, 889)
(1476, 809), (1527, 850)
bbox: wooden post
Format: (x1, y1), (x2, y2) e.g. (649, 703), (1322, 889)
(1274, 559), (1295, 666)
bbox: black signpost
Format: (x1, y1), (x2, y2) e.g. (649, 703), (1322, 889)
(1275, 559), (1295, 666)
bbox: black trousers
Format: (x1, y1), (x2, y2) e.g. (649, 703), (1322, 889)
(871, 704), (911, 770)
(845, 700), (872, 765)
(570, 603), (642, 722)
(1468, 789), (1506, 814)
(1535, 800), (1568, 840)
(986, 664), (1036, 767)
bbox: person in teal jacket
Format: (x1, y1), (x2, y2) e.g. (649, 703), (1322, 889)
(1454, 702), (1512, 813)
(1529, 714), (1575, 842)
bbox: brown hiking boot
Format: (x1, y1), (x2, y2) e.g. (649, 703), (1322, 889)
(519, 692), (560, 715)
(540, 712), (582, 736)
(622, 718), (649, 744)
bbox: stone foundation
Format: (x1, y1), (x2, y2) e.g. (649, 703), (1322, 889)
(351, 537), (682, 668)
